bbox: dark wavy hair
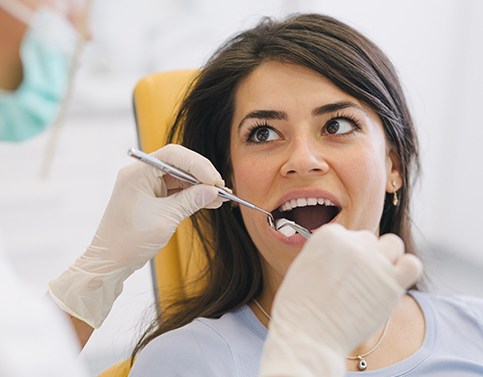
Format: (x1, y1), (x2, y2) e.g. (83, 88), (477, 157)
(132, 13), (420, 360)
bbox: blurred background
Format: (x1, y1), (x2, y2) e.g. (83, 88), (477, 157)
(0, 0), (482, 374)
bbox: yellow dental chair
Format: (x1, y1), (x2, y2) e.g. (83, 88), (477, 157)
(97, 69), (202, 377)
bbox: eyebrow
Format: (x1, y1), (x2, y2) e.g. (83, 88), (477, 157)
(237, 100), (366, 130)
(312, 101), (366, 117)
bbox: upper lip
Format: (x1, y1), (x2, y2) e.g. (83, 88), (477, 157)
(270, 188), (341, 212)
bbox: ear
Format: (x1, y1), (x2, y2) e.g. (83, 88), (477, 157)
(385, 147), (402, 193)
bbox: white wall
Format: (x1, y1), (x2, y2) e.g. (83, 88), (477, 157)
(1, 0), (482, 374)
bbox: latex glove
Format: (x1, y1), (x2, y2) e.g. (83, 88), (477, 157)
(49, 144), (225, 328)
(259, 224), (422, 377)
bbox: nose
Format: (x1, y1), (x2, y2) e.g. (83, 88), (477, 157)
(280, 137), (329, 177)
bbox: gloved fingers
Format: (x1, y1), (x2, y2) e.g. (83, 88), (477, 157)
(164, 174), (193, 193)
(393, 253), (423, 289)
(204, 194), (226, 209)
(160, 184), (222, 224)
(303, 224), (365, 266)
(308, 223), (346, 245)
(377, 233), (422, 289)
(377, 233), (405, 264)
(163, 178), (227, 208)
(151, 144), (225, 187)
(116, 144), (224, 198)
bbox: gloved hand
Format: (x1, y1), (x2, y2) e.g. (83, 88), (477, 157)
(259, 224), (423, 377)
(48, 144), (225, 328)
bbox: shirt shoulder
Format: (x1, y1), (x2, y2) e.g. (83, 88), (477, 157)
(414, 290), (483, 332)
(412, 290), (483, 358)
(129, 305), (267, 377)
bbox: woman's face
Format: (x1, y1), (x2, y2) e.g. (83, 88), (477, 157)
(230, 61), (400, 282)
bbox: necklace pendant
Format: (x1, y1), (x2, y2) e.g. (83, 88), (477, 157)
(357, 356), (368, 371)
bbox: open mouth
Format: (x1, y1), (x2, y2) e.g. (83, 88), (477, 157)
(271, 197), (341, 231)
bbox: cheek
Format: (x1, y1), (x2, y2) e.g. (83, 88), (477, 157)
(339, 143), (387, 178)
(338, 145), (388, 225)
(231, 155), (275, 200)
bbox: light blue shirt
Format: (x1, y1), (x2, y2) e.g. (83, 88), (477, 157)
(129, 291), (483, 376)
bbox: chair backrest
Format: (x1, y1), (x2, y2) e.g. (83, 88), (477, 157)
(97, 69), (204, 377)
(133, 69), (209, 311)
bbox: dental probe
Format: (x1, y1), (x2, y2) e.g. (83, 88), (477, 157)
(127, 148), (312, 239)
(127, 147), (276, 224)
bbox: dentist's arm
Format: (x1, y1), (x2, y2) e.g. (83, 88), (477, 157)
(48, 144), (225, 346)
(260, 224), (422, 377)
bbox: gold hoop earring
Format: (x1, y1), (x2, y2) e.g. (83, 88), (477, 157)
(392, 180), (399, 207)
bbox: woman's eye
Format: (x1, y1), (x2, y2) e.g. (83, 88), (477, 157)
(247, 126), (280, 143)
(324, 118), (355, 135)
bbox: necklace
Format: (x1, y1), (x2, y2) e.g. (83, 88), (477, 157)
(254, 299), (272, 322)
(345, 319), (390, 371)
(253, 299), (389, 372)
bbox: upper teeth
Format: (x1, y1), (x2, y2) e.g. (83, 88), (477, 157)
(279, 197), (336, 212)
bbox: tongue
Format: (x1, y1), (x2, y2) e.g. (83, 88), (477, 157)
(290, 206), (335, 230)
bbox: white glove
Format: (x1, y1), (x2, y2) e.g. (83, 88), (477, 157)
(48, 144), (225, 328)
(259, 224), (422, 377)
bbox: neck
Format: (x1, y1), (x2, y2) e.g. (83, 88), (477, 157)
(252, 261), (282, 326)
(346, 294), (425, 372)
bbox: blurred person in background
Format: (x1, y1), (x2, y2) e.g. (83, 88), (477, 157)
(0, 0), (89, 141)
(0, 0), (90, 375)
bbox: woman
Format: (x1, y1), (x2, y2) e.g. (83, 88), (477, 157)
(126, 13), (483, 376)
(47, 12), (481, 376)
